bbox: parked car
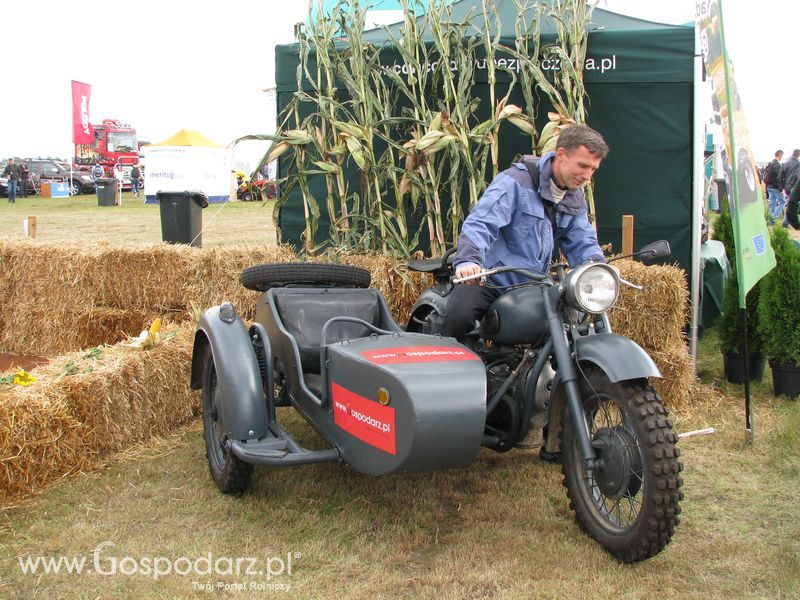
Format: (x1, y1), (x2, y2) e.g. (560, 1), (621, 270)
(0, 159), (96, 196)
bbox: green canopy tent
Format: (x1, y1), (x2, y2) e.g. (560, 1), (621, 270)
(273, 0), (696, 272)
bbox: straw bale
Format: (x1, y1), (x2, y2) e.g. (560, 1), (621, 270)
(83, 244), (196, 311)
(610, 260), (689, 348)
(0, 392), (90, 500)
(77, 307), (157, 349)
(183, 245), (297, 320)
(0, 302), (87, 356)
(648, 345), (697, 408)
(310, 252), (430, 322)
(610, 260), (694, 407)
(0, 322), (197, 503)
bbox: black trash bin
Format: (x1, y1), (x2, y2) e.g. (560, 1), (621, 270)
(156, 190), (209, 248)
(96, 178), (117, 206)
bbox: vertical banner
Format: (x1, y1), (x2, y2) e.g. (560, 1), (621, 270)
(71, 80), (94, 145)
(696, 0), (775, 306)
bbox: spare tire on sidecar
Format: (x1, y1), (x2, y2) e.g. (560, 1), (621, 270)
(190, 262), (487, 495)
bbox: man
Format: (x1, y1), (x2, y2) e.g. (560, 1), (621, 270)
(130, 162), (141, 198)
(444, 124), (608, 342)
(764, 149), (784, 223)
(92, 162), (105, 200)
(2, 158), (21, 203)
(781, 149), (800, 227)
(18, 161), (30, 198)
(786, 178), (800, 231)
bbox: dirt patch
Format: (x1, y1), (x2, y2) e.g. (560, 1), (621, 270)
(0, 353), (48, 372)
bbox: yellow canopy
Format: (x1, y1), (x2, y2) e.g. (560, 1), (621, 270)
(152, 129), (224, 147)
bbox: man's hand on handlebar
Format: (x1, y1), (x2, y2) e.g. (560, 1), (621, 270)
(454, 263), (484, 286)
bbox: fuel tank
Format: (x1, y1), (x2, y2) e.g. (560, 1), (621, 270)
(480, 286), (548, 345)
(324, 333), (486, 475)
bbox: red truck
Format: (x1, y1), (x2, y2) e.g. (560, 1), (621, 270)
(74, 118), (139, 188)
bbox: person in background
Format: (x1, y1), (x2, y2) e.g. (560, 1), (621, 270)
(764, 149), (784, 224)
(785, 178), (800, 231)
(3, 158), (21, 203)
(130, 162), (141, 198)
(18, 161), (30, 198)
(781, 149), (800, 227)
(91, 162), (105, 200)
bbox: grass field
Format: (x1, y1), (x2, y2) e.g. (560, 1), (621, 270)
(0, 192), (277, 247)
(0, 203), (798, 598)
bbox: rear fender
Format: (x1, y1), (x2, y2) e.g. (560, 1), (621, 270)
(191, 304), (268, 440)
(406, 287), (451, 333)
(542, 333), (661, 454)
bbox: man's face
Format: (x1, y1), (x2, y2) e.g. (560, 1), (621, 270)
(552, 145), (602, 190)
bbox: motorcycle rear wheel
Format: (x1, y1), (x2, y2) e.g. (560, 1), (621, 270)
(560, 367), (683, 563)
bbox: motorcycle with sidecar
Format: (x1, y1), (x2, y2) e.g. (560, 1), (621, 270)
(190, 242), (682, 563)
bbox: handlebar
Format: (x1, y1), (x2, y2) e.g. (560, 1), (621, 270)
(452, 265), (552, 285)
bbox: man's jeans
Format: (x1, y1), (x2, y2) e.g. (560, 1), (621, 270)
(767, 187), (785, 220)
(7, 180), (17, 203)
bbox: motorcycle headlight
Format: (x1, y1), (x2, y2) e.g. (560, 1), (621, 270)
(564, 263), (620, 314)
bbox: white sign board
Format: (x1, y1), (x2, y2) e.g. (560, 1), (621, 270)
(143, 145), (231, 203)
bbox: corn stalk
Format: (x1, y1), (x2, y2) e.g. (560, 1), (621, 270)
(263, 0), (598, 256)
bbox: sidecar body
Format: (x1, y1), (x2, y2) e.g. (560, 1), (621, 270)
(191, 286), (487, 478)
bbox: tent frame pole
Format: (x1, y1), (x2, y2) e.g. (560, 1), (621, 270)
(689, 22), (705, 368)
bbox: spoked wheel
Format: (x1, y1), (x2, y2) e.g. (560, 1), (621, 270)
(560, 367), (683, 563)
(202, 351), (253, 495)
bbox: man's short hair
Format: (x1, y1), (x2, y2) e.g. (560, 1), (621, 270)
(793, 149), (800, 159)
(556, 124), (609, 159)
(776, 150), (784, 157)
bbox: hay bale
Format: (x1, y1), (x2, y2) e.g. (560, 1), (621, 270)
(77, 307), (156, 348)
(184, 245), (298, 320)
(83, 244), (195, 311)
(649, 345), (697, 407)
(0, 323), (197, 503)
(0, 393), (89, 499)
(611, 260), (694, 407)
(611, 260), (689, 348)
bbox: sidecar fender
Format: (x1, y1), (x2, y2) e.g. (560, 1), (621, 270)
(543, 333), (661, 454)
(190, 305), (268, 440)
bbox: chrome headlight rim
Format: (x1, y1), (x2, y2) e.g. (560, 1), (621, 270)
(564, 262), (620, 314)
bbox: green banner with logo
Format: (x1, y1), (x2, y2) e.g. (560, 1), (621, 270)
(696, 0), (775, 307)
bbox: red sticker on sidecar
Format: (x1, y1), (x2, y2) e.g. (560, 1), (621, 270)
(332, 382), (396, 455)
(360, 346), (480, 364)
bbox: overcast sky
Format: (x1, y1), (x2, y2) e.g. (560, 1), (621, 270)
(2, 1), (797, 166)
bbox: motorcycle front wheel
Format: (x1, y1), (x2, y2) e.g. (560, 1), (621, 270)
(560, 367), (683, 563)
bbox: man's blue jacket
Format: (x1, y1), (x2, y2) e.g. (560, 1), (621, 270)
(454, 152), (604, 287)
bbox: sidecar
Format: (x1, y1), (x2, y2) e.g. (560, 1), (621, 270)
(190, 263), (486, 493)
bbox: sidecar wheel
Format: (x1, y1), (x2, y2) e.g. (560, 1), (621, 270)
(240, 262), (371, 292)
(202, 352), (253, 495)
(560, 368), (683, 563)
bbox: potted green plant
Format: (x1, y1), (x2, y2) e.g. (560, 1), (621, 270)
(713, 200), (765, 383)
(756, 225), (800, 399)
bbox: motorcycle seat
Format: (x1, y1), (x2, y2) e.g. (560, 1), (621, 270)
(407, 253), (453, 274)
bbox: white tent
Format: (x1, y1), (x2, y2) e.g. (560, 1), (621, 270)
(142, 129), (232, 203)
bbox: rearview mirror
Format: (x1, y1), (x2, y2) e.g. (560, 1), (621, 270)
(638, 240), (671, 266)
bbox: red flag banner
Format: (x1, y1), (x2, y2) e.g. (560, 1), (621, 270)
(71, 80), (93, 144)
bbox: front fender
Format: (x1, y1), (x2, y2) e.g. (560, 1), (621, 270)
(542, 333), (661, 454)
(574, 333), (661, 382)
(191, 304), (267, 440)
